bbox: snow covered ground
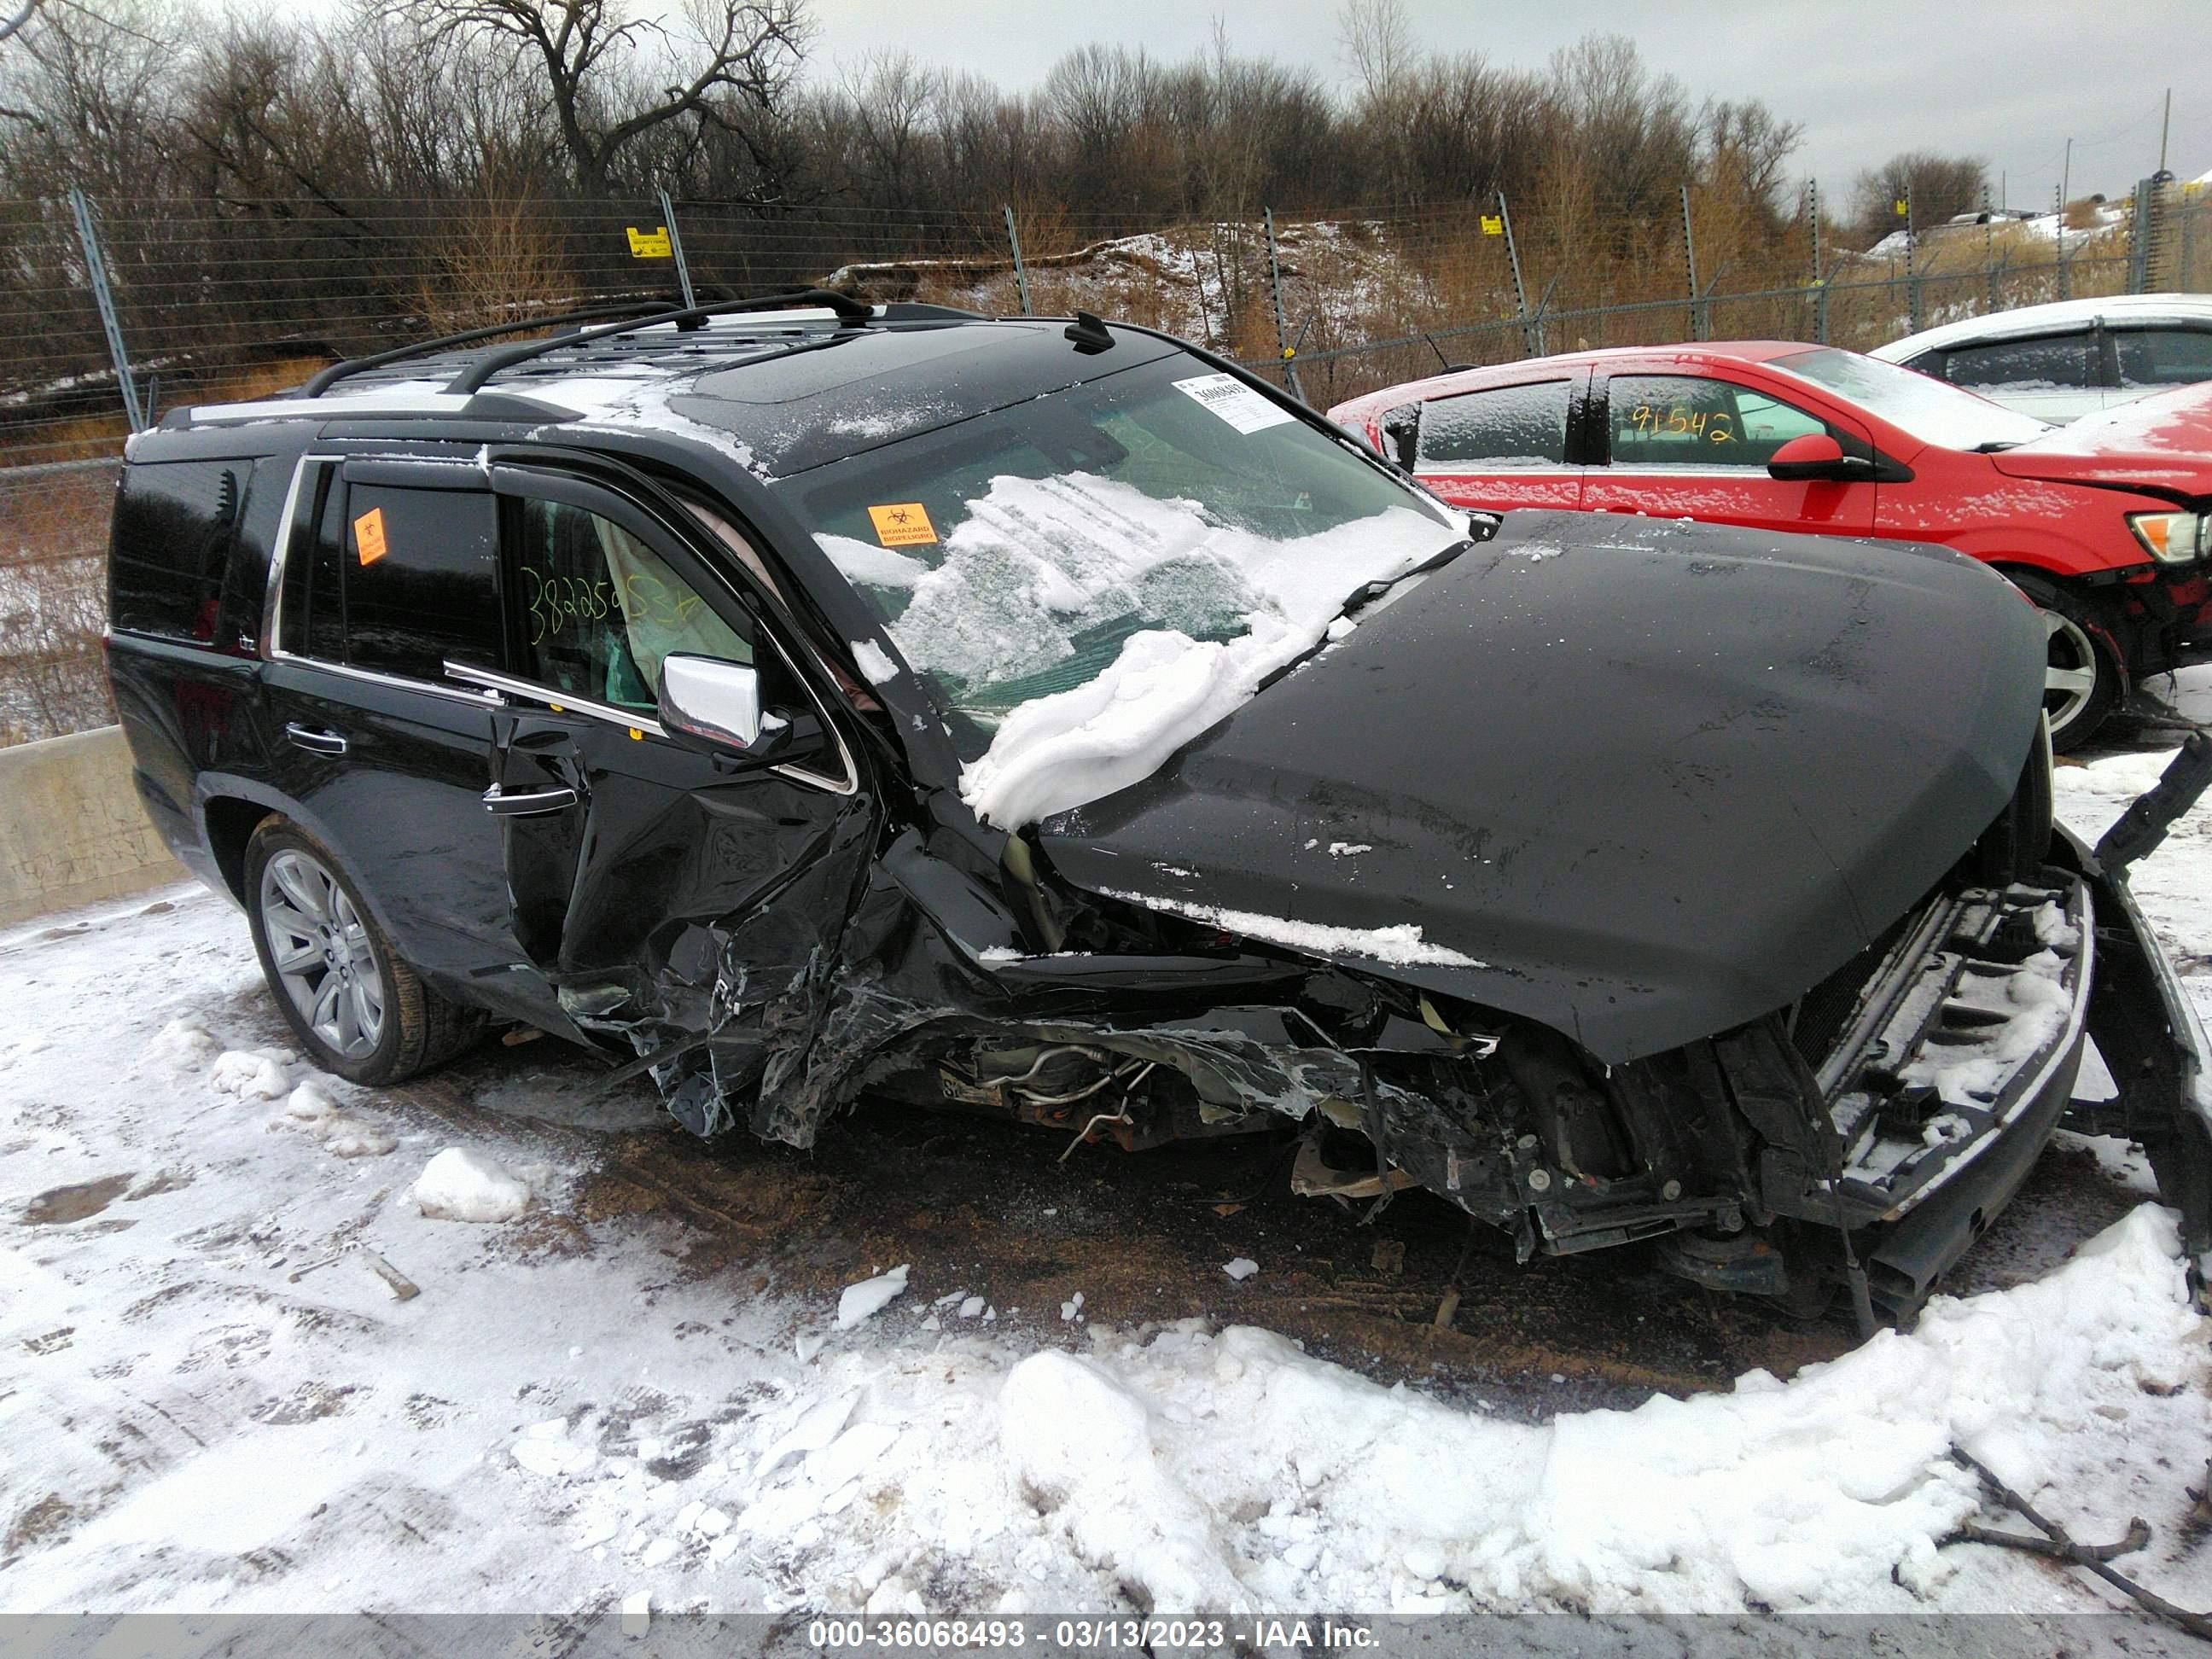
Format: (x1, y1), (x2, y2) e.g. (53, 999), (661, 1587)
(2, 745), (2211, 1639)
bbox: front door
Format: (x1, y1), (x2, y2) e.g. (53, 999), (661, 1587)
(1582, 370), (1878, 537)
(467, 463), (877, 1137)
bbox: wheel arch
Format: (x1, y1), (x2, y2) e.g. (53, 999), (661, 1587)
(190, 776), (407, 946)
(201, 795), (274, 904)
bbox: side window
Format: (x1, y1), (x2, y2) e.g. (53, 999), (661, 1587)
(110, 460), (244, 643)
(2113, 328), (2212, 387)
(509, 498), (753, 714)
(278, 463), (349, 662)
(341, 484), (502, 681)
(1942, 333), (2095, 390)
(1607, 375), (1842, 469)
(1416, 381), (1570, 469)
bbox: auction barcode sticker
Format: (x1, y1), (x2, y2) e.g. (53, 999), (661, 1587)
(1173, 373), (1295, 434)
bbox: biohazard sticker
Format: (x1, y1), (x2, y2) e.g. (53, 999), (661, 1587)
(868, 503), (939, 547)
(1173, 373), (1295, 434)
(353, 507), (389, 566)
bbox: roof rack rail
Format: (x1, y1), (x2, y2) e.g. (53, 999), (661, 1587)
(300, 298), (684, 399)
(444, 288), (877, 396)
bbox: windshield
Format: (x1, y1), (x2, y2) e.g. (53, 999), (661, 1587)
(1772, 347), (2052, 451)
(777, 354), (1463, 826)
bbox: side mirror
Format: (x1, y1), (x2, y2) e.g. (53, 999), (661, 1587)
(659, 654), (790, 760)
(1767, 433), (1874, 482)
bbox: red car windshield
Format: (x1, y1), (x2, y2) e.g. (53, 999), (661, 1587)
(1771, 347), (2052, 451)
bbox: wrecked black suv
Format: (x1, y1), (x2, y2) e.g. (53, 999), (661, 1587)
(109, 291), (2212, 1320)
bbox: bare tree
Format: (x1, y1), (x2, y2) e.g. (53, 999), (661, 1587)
(390, 0), (809, 195)
(0, 0), (186, 191)
(1337, 0), (1412, 110)
(1850, 150), (1988, 245)
(0, 0), (42, 48)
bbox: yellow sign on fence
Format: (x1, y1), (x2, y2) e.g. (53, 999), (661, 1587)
(1479, 214), (1504, 236)
(1893, 198), (1908, 218)
(626, 225), (673, 259)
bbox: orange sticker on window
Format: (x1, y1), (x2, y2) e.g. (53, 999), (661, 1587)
(353, 507), (389, 566)
(867, 503), (938, 548)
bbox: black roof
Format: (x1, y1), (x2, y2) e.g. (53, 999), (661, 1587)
(218, 304), (1188, 480)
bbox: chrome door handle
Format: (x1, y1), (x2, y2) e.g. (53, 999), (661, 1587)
(483, 783), (579, 817)
(284, 723), (347, 756)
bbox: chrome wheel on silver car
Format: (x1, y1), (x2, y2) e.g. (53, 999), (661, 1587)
(258, 847), (386, 1058)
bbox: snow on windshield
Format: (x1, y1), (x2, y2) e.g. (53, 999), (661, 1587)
(1772, 348), (2051, 451)
(828, 472), (1459, 826)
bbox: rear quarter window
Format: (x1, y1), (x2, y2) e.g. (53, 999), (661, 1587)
(110, 460), (248, 643)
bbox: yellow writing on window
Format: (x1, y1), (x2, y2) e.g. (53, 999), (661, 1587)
(1627, 405), (1736, 443)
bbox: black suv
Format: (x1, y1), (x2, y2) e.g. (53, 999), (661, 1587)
(108, 292), (2212, 1320)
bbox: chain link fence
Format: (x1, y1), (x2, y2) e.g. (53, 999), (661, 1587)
(1, 183), (2204, 746)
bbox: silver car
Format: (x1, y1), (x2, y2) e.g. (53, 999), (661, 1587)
(1871, 294), (2212, 425)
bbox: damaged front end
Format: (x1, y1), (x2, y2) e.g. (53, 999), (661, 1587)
(601, 508), (2212, 1324)
(716, 745), (2211, 1326)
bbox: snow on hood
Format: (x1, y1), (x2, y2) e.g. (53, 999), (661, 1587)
(1995, 381), (2212, 494)
(868, 472), (1458, 827)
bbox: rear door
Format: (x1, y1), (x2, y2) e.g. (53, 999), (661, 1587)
(260, 456), (532, 1005)
(1582, 369), (1878, 536)
(1401, 372), (1588, 511)
(459, 461), (876, 1137)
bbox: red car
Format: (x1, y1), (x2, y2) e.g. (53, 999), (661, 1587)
(1330, 345), (2212, 748)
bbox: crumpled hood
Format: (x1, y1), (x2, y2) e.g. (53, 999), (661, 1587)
(1992, 381), (2212, 500)
(1039, 512), (2046, 1064)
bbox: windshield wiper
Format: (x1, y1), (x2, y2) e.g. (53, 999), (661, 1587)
(1972, 440), (2025, 452)
(1335, 537), (1469, 623)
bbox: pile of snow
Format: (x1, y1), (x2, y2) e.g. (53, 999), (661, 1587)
(855, 471), (1454, 825)
(834, 1264), (910, 1330)
(154, 1029), (398, 1160)
(411, 1147), (533, 1223)
(518, 1204), (2200, 1618)
(141, 1017), (219, 1071)
(209, 1047), (291, 1100)
(276, 1080), (397, 1159)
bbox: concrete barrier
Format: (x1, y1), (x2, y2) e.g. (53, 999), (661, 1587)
(0, 725), (190, 928)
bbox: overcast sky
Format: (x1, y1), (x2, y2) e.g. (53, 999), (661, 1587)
(805, 0), (2209, 207)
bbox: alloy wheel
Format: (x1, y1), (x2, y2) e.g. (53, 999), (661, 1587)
(2041, 608), (2100, 741)
(258, 848), (386, 1059)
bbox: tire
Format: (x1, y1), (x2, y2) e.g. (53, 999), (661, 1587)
(1972, 712), (2057, 885)
(243, 820), (481, 1085)
(2023, 582), (2120, 752)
